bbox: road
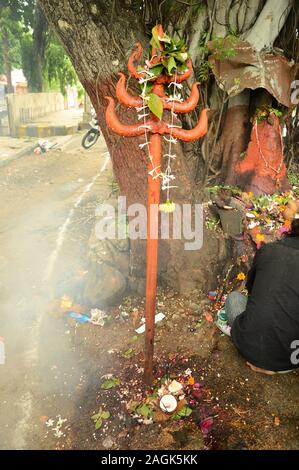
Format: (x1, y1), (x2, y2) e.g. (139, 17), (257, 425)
(0, 134), (111, 449)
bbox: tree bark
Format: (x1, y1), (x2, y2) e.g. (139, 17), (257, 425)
(32, 6), (48, 92)
(245, 0), (292, 51)
(2, 27), (13, 93)
(39, 0), (211, 292)
(212, 0), (292, 187)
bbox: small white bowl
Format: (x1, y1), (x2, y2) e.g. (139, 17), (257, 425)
(160, 394), (177, 413)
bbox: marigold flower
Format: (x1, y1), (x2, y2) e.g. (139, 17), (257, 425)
(187, 376), (195, 385)
(237, 272), (246, 281)
(256, 233), (265, 242)
(159, 200), (175, 213)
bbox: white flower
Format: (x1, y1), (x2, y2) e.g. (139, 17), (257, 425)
(46, 419), (54, 427)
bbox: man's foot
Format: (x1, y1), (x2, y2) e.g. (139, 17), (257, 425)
(215, 308), (231, 336)
(246, 362), (276, 375)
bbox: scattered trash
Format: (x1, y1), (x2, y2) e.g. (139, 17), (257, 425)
(204, 312), (214, 323)
(90, 308), (107, 326)
(67, 311), (90, 324)
(135, 312), (165, 334)
(208, 291), (217, 301)
(60, 295), (73, 310)
(34, 139), (57, 155)
(215, 308), (231, 337)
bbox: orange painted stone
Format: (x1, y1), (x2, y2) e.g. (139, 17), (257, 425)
(235, 115), (290, 195)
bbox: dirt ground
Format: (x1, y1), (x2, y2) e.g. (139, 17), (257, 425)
(0, 134), (298, 451)
(42, 289), (299, 451)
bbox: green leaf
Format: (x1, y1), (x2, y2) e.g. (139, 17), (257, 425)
(172, 405), (193, 420)
(130, 335), (139, 343)
(167, 56), (177, 75)
(148, 93), (163, 120)
(95, 419), (102, 430)
(160, 33), (171, 44)
(122, 348), (134, 359)
(101, 411), (111, 420)
(150, 25), (160, 50)
(174, 52), (189, 63)
(101, 377), (121, 389)
(91, 413), (100, 421)
(136, 404), (153, 419)
(149, 64), (164, 77)
(127, 400), (140, 413)
(177, 63), (188, 73)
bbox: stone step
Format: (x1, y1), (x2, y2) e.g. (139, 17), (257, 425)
(16, 124), (78, 138)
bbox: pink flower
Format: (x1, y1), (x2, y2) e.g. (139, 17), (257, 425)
(200, 417), (214, 435)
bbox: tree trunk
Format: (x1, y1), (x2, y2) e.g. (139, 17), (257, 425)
(39, 0), (222, 295)
(32, 6), (48, 92)
(2, 27), (13, 93)
(38, 0), (293, 293)
(213, 0), (292, 190)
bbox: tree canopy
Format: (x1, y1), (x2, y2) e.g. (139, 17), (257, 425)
(0, 0), (79, 93)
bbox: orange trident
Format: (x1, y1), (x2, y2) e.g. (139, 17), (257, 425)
(105, 25), (208, 385)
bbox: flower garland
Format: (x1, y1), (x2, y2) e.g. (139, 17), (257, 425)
(136, 66), (183, 214)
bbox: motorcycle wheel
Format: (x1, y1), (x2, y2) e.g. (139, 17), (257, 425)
(82, 129), (100, 149)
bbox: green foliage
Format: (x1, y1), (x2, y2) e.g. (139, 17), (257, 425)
(148, 26), (189, 78)
(198, 59), (211, 83)
(205, 216), (220, 231)
(140, 26), (190, 118)
(91, 408), (110, 430)
(287, 168), (299, 187)
(0, 4), (23, 74)
(148, 93), (163, 120)
(121, 348), (134, 359)
(19, 32), (34, 88)
(207, 185), (242, 196)
(0, 1), (78, 94)
(171, 405), (193, 420)
(100, 376), (121, 389)
(44, 39), (78, 94)
(254, 106), (283, 124)
(209, 32), (239, 60)
(196, 30), (239, 83)
(136, 403), (153, 419)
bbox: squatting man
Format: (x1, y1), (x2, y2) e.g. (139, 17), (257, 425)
(219, 219), (299, 375)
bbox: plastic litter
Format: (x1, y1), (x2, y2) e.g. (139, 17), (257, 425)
(208, 291), (217, 301)
(67, 311), (90, 324)
(135, 312), (165, 334)
(90, 308), (108, 326)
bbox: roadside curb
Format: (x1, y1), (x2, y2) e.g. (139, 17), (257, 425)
(0, 143), (36, 169)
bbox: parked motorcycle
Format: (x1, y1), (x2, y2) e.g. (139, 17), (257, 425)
(82, 115), (101, 149)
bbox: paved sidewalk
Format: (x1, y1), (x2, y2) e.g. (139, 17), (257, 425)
(16, 108), (84, 138)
